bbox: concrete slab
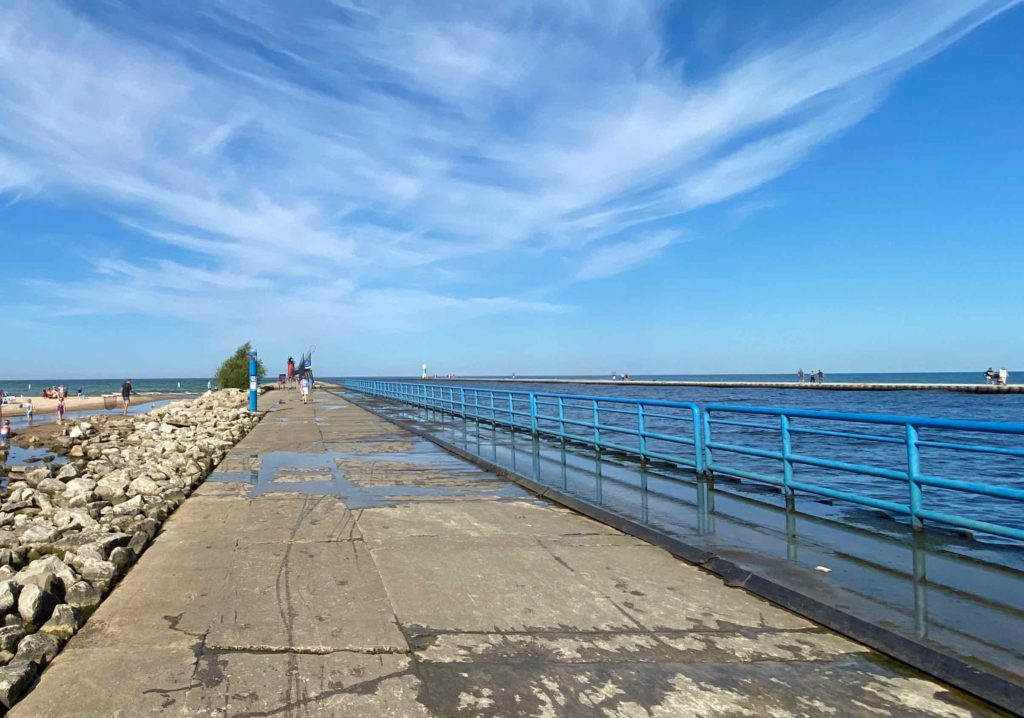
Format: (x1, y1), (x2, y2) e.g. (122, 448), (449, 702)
(414, 655), (994, 717)
(206, 539), (406, 653)
(370, 540), (811, 633)
(356, 499), (625, 540)
(180, 652), (428, 718)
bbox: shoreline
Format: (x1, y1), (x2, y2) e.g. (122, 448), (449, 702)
(0, 393), (185, 418)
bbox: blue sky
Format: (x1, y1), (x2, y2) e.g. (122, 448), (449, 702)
(1, 0), (1022, 378)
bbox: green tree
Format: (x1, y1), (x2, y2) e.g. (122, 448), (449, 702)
(215, 342), (266, 390)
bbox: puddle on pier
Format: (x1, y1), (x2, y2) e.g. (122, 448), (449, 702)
(208, 445), (528, 510)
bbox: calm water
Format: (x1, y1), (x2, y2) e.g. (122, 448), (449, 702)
(0, 377), (214, 396)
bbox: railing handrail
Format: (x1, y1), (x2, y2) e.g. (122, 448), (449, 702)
(344, 379), (1024, 543)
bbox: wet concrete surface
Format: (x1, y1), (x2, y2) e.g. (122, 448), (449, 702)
(354, 395), (1024, 699)
(10, 390), (1009, 717)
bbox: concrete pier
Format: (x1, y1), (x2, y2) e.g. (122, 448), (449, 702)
(10, 390), (1001, 716)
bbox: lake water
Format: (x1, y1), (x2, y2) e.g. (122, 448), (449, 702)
(0, 378), (214, 397)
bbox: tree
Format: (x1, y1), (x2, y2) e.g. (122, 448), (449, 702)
(215, 342), (266, 390)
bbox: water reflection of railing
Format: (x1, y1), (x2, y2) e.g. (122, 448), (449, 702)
(345, 380), (1024, 543)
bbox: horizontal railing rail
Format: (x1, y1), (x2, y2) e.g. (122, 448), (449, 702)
(343, 380), (1024, 543)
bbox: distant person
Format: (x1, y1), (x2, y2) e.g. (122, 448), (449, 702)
(0, 420), (10, 440)
(56, 395), (66, 425)
(998, 367), (1009, 386)
(121, 379), (133, 415)
(797, 369), (804, 383)
(299, 376), (310, 404)
(817, 369), (825, 384)
(984, 368), (996, 384)
(26, 399), (33, 424)
(76, 387), (83, 399)
(207, 380), (212, 390)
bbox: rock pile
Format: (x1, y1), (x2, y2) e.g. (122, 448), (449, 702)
(0, 390), (259, 711)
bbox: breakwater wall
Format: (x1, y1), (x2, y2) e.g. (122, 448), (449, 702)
(444, 378), (1023, 393)
(0, 390), (260, 710)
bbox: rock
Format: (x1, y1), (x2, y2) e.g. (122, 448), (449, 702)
(64, 580), (103, 613)
(0, 582), (19, 615)
(74, 558), (117, 587)
(17, 523), (59, 544)
(0, 659), (37, 708)
(110, 495), (144, 517)
(1, 615), (19, 627)
(68, 426), (85, 440)
(34, 478), (66, 495)
(127, 477), (162, 497)
(14, 556), (78, 596)
(15, 631), (60, 666)
(0, 627), (25, 653)
(108, 546), (134, 573)
(64, 478), (97, 496)
(41, 604), (79, 640)
(127, 531), (150, 556)
(17, 584), (57, 626)
(95, 474), (130, 502)
(23, 468), (50, 488)
(55, 463), (79, 481)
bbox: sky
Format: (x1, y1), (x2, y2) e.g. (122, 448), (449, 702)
(1, 0), (1022, 379)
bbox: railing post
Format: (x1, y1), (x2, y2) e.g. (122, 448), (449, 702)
(557, 397), (565, 440)
(490, 392), (496, 423)
(529, 393), (538, 434)
(592, 400), (600, 448)
(692, 406), (704, 474)
(637, 404), (647, 462)
(702, 410), (714, 479)
(907, 424), (923, 530)
(460, 387), (466, 417)
(780, 414), (796, 509)
(508, 393), (515, 428)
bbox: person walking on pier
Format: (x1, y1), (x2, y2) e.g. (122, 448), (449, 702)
(998, 367), (1009, 385)
(299, 375), (310, 404)
(797, 369), (804, 383)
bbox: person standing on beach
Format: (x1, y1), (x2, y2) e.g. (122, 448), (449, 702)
(56, 395), (66, 425)
(26, 399), (33, 424)
(121, 379), (133, 415)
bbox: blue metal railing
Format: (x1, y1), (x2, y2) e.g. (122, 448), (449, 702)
(346, 379), (704, 471)
(344, 380), (1024, 543)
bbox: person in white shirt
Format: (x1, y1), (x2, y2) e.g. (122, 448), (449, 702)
(997, 367), (1009, 385)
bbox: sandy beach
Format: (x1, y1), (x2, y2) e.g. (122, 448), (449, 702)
(0, 393), (182, 418)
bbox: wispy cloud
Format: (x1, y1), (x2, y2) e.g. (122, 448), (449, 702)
(0, 0), (1016, 328)
(575, 232), (680, 281)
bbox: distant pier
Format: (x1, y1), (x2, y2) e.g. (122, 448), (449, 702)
(446, 377), (1023, 393)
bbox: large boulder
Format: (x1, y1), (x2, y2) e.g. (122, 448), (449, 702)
(41, 604), (80, 641)
(127, 477), (162, 497)
(0, 582), (19, 615)
(64, 580), (103, 613)
(17, 584), (58, 626)
(14, 556), (78, 597)
(15, 632), (60, 667)
(0, 660), (36, 708)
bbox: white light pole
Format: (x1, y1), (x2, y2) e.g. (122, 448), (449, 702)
(421, 363), (428, 379)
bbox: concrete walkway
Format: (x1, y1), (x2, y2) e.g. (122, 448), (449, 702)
(11, 391), (999, 717)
